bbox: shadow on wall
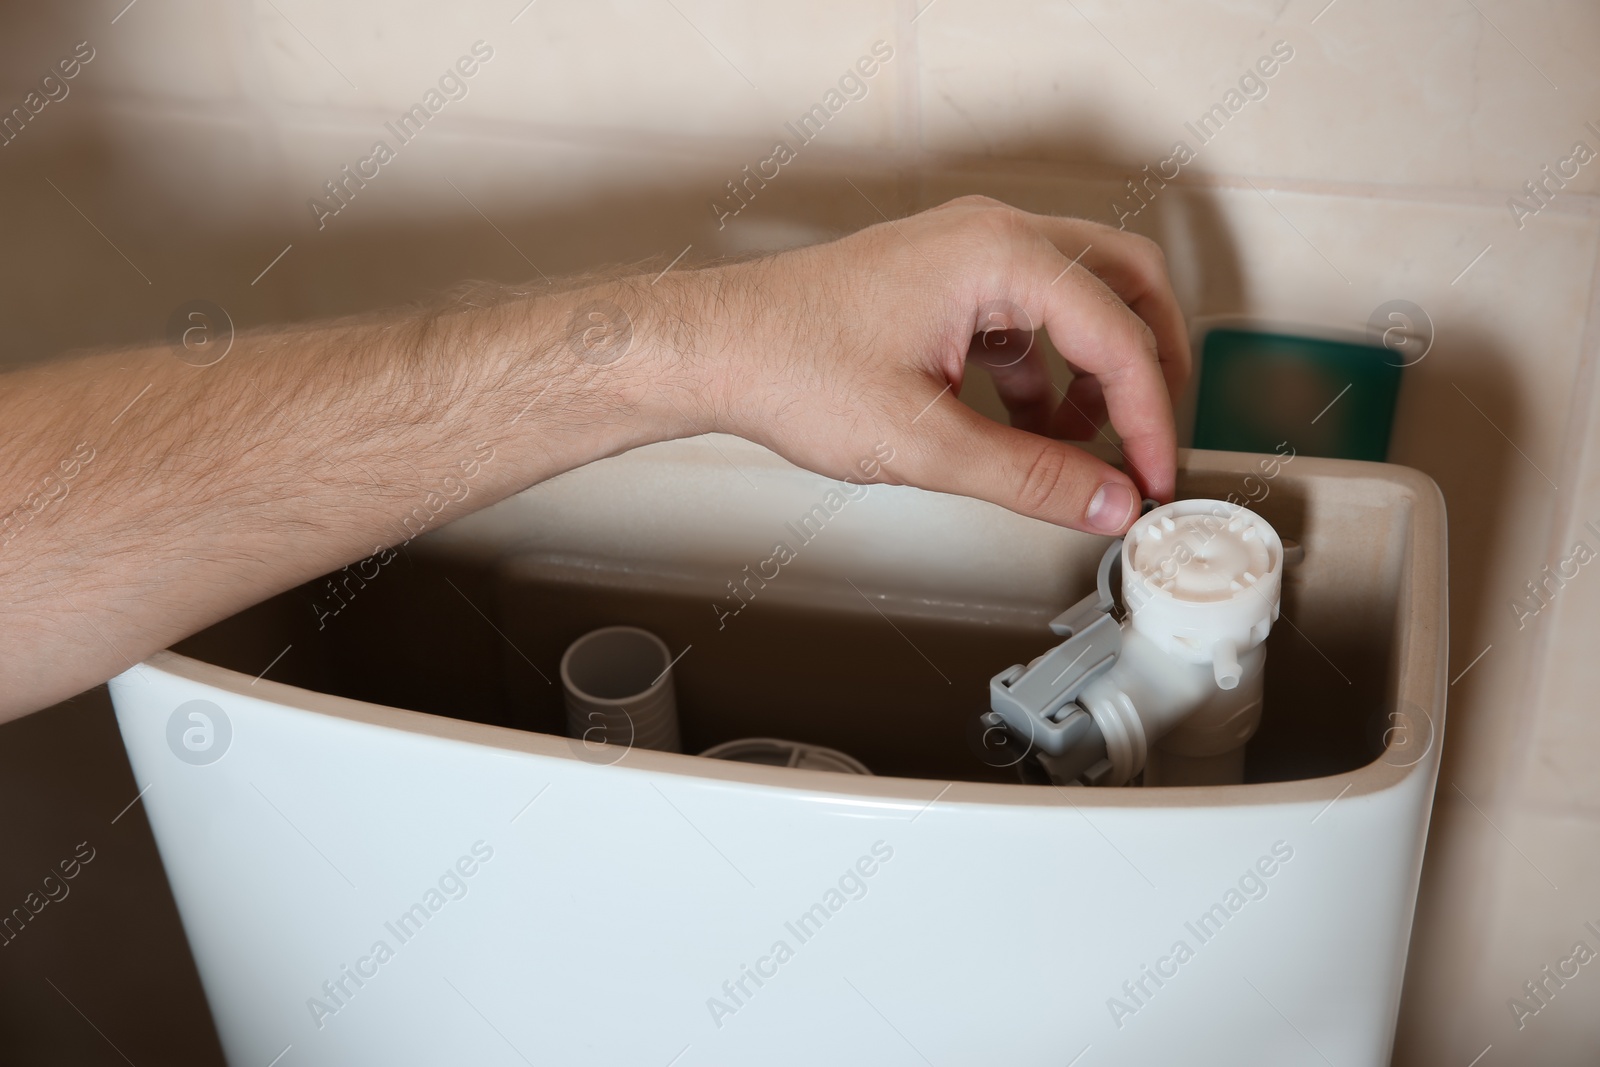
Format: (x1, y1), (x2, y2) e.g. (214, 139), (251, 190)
(0, 97), (1525, 1067)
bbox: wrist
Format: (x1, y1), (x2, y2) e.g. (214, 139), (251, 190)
(563, 268), (731, 443)
(469, 258), (752, 482)
(464, 272), (703, 471)
(636, 257), (791, 443)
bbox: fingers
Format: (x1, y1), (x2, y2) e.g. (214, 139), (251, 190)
(1022, 215), (1192, 410)
(967, 329), (1055, 435)
(985, 229), (1176, 500)
(893, 391), (1141, 535)
(1048, 373), (1108, 441)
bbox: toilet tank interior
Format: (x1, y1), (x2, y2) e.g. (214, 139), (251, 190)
(174, 441), (1416, 786)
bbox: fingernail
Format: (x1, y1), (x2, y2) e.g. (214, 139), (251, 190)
(1087, 482), (1136, 534)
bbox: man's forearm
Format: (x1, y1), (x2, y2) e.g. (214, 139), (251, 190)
(0, 276), (692, 719)
(1, 199), (1189, 720)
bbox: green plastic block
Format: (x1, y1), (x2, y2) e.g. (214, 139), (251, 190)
(1191, 328), (1402, 461)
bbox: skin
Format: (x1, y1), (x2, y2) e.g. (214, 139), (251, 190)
(0, 196), (1189, 720)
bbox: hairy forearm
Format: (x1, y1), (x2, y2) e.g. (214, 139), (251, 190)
(0, 198), (1189, 720)
(0, 275), (696, 719)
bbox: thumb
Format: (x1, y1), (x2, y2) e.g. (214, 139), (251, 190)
(890, 396), (1141, 535)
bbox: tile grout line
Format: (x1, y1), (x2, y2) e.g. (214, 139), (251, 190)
(59, 89), (1600, 220)
(1496, 230), (1600, 815)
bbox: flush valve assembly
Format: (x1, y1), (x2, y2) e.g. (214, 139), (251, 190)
(982, 498), (1285, 787)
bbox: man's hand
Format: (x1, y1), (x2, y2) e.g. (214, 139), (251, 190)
(650, 195), (1189, 533)
(0, 196), (1187, 718)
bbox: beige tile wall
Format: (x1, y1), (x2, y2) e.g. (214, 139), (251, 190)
(1, 0), (1597, 1062)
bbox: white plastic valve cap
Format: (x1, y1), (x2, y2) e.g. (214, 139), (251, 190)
(1121, 498), (1284, 688)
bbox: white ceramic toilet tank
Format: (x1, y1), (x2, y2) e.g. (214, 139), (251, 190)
(110, 439), (1446, 1066)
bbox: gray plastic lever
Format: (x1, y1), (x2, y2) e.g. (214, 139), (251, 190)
(986, 540), (1123, 771)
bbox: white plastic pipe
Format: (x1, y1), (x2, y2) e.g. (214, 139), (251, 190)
(1212, 639), (1242, 690)
(560, 626), (681, 754)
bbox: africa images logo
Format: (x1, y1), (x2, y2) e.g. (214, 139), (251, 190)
(166, 699), (232, 765)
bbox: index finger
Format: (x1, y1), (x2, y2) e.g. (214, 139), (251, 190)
(1024, 215), (1192, 409)
(979, 228), (1176, 500)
